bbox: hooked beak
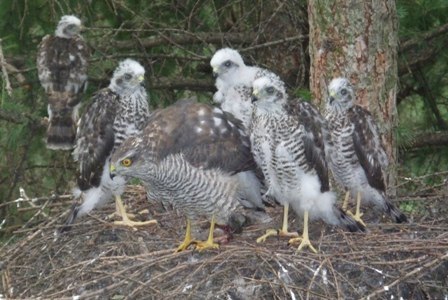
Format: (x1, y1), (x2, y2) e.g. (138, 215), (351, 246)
(329, 91), (336, 104)
(79, 25), (86, 33)
(110, 163), (116, 179)
(251, 89), (259, 103)
(212, 67), (219, 78)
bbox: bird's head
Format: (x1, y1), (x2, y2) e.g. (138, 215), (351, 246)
(109, 59), (146, 94)
(327, 77), (355, 112)
(109, 136), (147, 180)
(251, 76), (287, 113)
(55, 15), (82, 38)
(210, 48), (245, 82)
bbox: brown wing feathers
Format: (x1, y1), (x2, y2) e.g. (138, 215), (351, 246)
(75, 89), (117, 190)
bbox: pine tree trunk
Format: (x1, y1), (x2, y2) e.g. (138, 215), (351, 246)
(308, 0), (398, 191)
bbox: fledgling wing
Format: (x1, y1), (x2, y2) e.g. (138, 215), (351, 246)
(349, 105), (388, 192)
(37, 35), (90, 93)
(73, 89), (118, 190)
(287, 99), (330, 192)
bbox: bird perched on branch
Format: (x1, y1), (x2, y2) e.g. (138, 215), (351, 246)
(61, 59), (155, 232)
(37, 15), (90, 150)
(250, 76), (365, 253)
(324, 77), (407, 225)
(110, 99), (265, 252)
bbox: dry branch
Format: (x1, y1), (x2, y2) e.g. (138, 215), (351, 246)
(411, 131), (448, 149)
(0, 39), (12, 96)
(1, 184), (447, 299)
(400, 22), (448, 53)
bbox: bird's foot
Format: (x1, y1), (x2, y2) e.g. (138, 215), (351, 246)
(346, 210), (366, 228)
(176, 240), (198, 252)
(256, 228), (299, 243)
(108, 210), (136, 220)
(288, 236), (318, 253)
(195, 240), (219, 252)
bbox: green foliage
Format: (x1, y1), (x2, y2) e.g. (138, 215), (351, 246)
(396, 0), (448, 180)
(0, 0), (446, 235)
(0, 0), (308, 235)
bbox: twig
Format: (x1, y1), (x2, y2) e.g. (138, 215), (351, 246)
(242, 35), (307, 52)
(17, 187), (49, 218)
(361, 251), (448, 300)
(0, 38), (12, 96)
(400, 22), (448, 53)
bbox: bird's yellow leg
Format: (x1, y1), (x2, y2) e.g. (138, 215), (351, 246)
(195, 215), (219, 251)
(342, 191), (350, 211)
(176, 218), (197, 252)
(347, 191), (366, 227)
(113, 195), (158, 227)
(257, 203), (299, 243)
(289, 211), (317, 253)
(108, 198), (136, 219)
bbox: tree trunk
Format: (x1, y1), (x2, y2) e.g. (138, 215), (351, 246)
(308, 0), (399, 190)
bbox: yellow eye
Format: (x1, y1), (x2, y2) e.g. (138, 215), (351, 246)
(121, 158), (132, 167)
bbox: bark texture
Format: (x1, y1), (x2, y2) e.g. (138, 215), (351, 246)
(308, 0), (398, 188)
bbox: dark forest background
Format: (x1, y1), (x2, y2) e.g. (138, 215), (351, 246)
(0, 0), (447, 236)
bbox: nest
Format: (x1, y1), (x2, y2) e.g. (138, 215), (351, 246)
(1, 185), (447, 299)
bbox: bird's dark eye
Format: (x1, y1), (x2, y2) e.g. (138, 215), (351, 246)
(340, 88), (347, 96)
(224, 60), (232, 67)
(266, 87), (275, 94)
(124, 73), (132, 80)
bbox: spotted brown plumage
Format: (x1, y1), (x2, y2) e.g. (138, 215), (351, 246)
(60, 59), (153, 232)
(37, 15), (90, 150)
(325, 77), (407, 224)
(110, 99), (264, 251)
(250, 76), (365, 252)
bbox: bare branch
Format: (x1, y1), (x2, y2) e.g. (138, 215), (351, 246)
(0, 39), (13, 96)
(108, 32), (306, 51)
(90, 76), (215, 92)
(400, 22), (448, 53)
(410, 131), (448, 149)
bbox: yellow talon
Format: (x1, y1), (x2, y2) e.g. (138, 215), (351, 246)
(289, 211), (318, 253)
(256, 203), (298, 243)
(176, 219), (197, 252)
(114, 195), (157, 228)
(195, 215), (219, 251)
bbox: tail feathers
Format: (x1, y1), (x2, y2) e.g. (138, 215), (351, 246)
(336, 207), (366, 232)
(385, 201), (408, 223)
(59, 187), (111, 233)
(46, 113), (76, 150)
(59, 203), (81, 233)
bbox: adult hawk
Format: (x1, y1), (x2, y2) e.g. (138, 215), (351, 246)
(61, 59), (154, 231)
(250, 76), (365, 253)
(37, 15), (90, 150)
(324, 77), (407, 224)
(110, 99), (264, 252)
